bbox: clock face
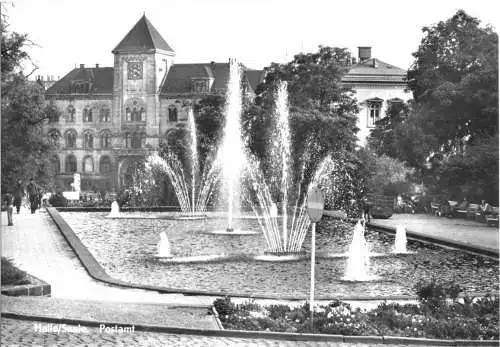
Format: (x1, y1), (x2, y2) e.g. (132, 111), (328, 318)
(128, 62), (143, 80)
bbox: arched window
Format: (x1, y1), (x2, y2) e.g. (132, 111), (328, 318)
(65, 155), (77, 173)
(100, 106), (110, 122)
(66, 105), (76, 122)
(366, 98), (383, 128)
(168, 105), (178, 122)
(125, 99), (146, 122)
(83, 156), (94, 173)
(47, 129), (61, 146)
(51, 155), (60, 174)
(65, 130), (77, 148)
(83, 131), (94, 149)
(100, 130), (111, 148)
(99, 156), (112, 174)
(83, 107), (93, 122)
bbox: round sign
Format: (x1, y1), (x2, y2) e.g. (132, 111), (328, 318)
(307, 186), (324, 222)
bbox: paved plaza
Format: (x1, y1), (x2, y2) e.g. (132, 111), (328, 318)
(1, 207), (498, 346)
(370, 213), (499, 255)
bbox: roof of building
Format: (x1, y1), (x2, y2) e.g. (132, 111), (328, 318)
(112, 15), (174, 54)
(161, 62), (260, 95)
(246, 69), (265, 91)
(343, 58), (406, 84)
(45, 67), (114, 95)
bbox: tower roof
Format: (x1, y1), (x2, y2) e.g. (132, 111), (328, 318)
(112, 15), (174, 54)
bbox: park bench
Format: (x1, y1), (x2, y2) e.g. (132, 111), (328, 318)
(465, 203), (481, 220)
(430, 202), (441, 216)
(486, 207), (499, 227)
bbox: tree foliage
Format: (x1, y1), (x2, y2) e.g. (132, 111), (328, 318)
(1, 14), (58, 193)
(407, 10), (498, 145)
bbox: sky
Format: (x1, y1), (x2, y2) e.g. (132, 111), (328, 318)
(5, 0), (500, 80)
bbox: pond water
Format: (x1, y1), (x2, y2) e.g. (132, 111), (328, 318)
(60, 212), (499, 299)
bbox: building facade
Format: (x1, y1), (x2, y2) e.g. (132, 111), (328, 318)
(44, 17), (408, 194)
(342, 47), (411, 146)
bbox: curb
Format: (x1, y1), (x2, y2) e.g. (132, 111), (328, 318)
(2, 312), (498, 346)
(1, 275), (51, 297)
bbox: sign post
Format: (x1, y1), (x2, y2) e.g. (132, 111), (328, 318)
(307, 186), (324, 332)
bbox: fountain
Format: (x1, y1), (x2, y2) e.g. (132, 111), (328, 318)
(107, 200), (120, 218)
(393, 224), (412, 254)
(156, 231), (172, 258)
(342, 220), (378, 281)
(218, 58), (246, 232)
(143, 107), (221, 219)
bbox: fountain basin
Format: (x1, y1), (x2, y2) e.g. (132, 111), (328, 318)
(205, 229), (260, 235)
(61, 212), (499, 299)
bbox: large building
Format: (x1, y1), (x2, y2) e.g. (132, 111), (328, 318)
(44, 16), (409, 193)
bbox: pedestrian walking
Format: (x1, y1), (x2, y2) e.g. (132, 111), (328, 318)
(26, 178), (40, 214)
(361, 196), (371, 222)
(13, 180), (24, 214)
(3, 193), (14, 226)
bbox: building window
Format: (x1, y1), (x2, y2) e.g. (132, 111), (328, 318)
(100, 156), (111, 174)
(51, 155), (60, 174)
(47, 129), (61, 146)
(100, 106), (110, 122)
(83, 131), (94, 149)
(367, 99), (383, 128)
(192, 80), (208, 93)
(83, 156), (94, 173)
(125, 99), (145, 122)
(128, 62), (143, 80)
(168, 105), (178, 122)
(65, 155), (77, 173)
(125, 133), (143, 149)
(65, 130), (77, 148)
(83, 107), (93, 122)
(67, 105), (76, 122)
(100, 130), (111, 148)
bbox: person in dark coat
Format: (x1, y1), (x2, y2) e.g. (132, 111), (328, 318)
(26, 178), (40, 214)
(361, 197), (371, 222)
(3, 193), (14, 226)
(13, 180), (24, 214)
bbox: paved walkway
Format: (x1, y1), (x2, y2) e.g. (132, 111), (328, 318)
(369, 213), (499, 255)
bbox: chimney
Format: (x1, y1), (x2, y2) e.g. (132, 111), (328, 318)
(358, 47), (372, 62)
(80, 64), (85, 69)
(372, 58), (378, 68)
(95, 63), (99, 68)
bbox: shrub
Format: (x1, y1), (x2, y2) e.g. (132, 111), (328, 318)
(213, 297), (234, 322)
(1, 257), (30, 285)
(48, 193), (68, 207)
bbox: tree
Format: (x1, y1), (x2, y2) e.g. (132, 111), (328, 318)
(407, 10), (498, 145)
(1, 13), (59, 192)
(245, 46), (359, 204)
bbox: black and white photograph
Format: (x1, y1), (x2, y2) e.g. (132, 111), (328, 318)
(1, 0), (499, 346)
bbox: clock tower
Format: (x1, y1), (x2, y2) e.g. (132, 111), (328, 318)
(112, 15), (175, 149)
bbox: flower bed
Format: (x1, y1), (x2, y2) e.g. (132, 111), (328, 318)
(214, 280), (499, 340)
(1, 257), (30, 285)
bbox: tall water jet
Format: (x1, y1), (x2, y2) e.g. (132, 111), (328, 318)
(220, 59), (245, 231)
(343, 220), (375, 281)
(275, 82), (291, 250)
(188, 107), (198, 216)
(393, 224), (408, 253)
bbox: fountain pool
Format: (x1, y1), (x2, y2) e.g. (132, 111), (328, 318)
(61, 211), (498, 299)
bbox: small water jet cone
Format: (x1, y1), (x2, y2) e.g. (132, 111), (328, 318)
(108, 201), (120, 217)
(343, 220), (374, 281)
(393, 224), (408, 253)
(157, 231), (172, 258)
